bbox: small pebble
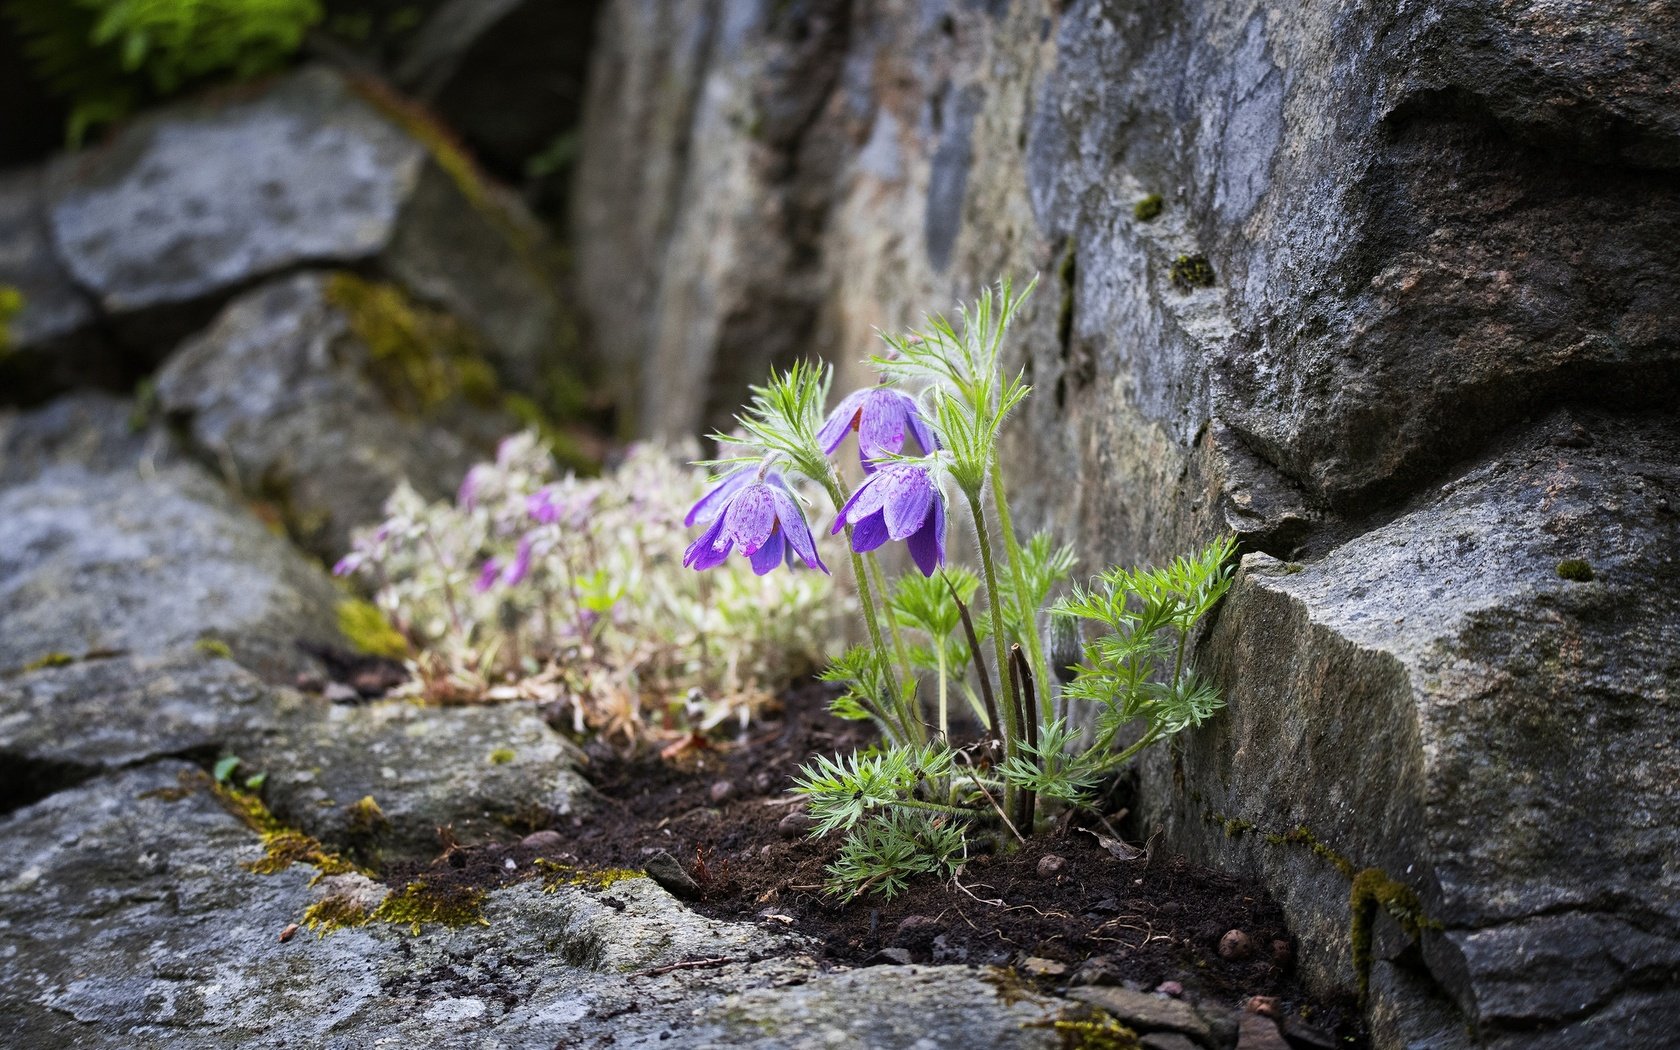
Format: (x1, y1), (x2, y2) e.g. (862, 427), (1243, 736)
(891, 914), (943, 952)
(278, 923), (300, 943)
(867, 947), (914, 966)
(1245, 995), (1280, 1018)
(709, 780), (735, 803)
(1154, 979), (1184, 997)
(520, 830), (564, 851)
(1271, 938), (1292, 964)
(1036, 853), (1068, 879)
(1019, 956), (1068, 978)
(1219, 928), (1254, 960)
(777, 810), (811, 838)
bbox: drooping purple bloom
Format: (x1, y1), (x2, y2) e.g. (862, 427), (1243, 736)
(502, 535), (536, 587)
(332, 553), (360, 577)
(457, 465), (486, 510)
(685, 466), (790, 527)
(475, 557), (503, 593)
(817, 387), (939, 469)
(831, 462), (946, 576)
(684, 477), (828, 576)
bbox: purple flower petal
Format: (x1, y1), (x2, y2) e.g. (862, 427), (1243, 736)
(906, 491), (946, 576)
(685, 466), (755, 527)
(857, 389), (910, 461)
(817, 389), (870, 454)
(881, 465), (934, 541)
(832, 470), (891, 533)
(749, 527), (786, 575)
(457, 466), (484, 510)
(684, 515), (729, 569)
(475, 558), (502, 593)
(770, 487), (829, 573)
(849, 509), (891, 552)
(503, 536), (535, 586)
(722, 483), (777, 554)
(905, 406), (940, 456)
(332, 554), (358, 577)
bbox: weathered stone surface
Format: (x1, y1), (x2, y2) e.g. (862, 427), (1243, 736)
(1, 761), (1058, 1049)
(154, 272), (505, 559)
(0, 395), (344, 679)
(0, 390), (179, 486)
(574, 0), (855, 434)
(1135, 413), (1680, 1045)
(1068, 985), (1224, 1046)
(574, 1), (1680, 1042)
(0, 168), (107, 401)
(42, 65), (566, 390)
(686, 964), (1061, 1048)
(0, 651), (281, 811)
(241, 698), (597, 859)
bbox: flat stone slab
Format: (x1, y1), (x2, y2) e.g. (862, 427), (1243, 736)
(0, 762), (1063, 1049)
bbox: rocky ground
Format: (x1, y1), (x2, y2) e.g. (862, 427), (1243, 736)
(3, 1), (1677, 1047)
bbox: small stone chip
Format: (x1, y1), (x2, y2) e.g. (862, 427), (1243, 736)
(1036, 853), (1068, 879)
(278, 923), (300, 943)
(1020, 956), (1068, 978)
(1219, 929), (1254, 960)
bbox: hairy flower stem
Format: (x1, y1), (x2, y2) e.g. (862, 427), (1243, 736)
(988, 460), (1051, 722)
(865, 554), (915, 693)
(967, 491), (1019, 813)
(820, 473), (910, 736)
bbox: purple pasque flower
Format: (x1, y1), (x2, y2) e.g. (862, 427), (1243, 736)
(831, 461), (946, 576)
(685, 465), (788, 527)
(684, 475), (828, 576)
(817, 387), (939, 469)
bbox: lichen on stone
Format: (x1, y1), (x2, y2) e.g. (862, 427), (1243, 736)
(22, 651), (76, 672)
(346, 794), (387, 834)
(206, 777), (362, 880)
(371, 879), (490, 934)
(488, 747), (516, 766)
(1556, 558), (1594, 582)
(1168, 253), (1216, 291)
(1349, 866), (1439, 999)
(533, 857), (643, 892)
(194, 637), (234, 659)
(1132, 194), (1163, 222)
(336, 597), (409, 659)
(1038, 1013), (1142, 1050)
(0, 284), (24, 356)
(323, 272), (500, 416)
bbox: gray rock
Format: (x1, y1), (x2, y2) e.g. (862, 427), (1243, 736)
(239, 698), (597, 859)
(1, 761), (1053, 1049)
(0, 651), (281, 810)
(0, 390), (180, 487)
(1068, 985), (1217, 1045)
(0, 398), (345, 680)
(644, 848), (703, 901)
(154, 272), (507, 559)
(686, 964), (1062, 1049)
(575, 1), (1680, 1042)
(44, 65), (566, 390)
(0, 168), (106, 402)
(1136, 414), (1680, 1044)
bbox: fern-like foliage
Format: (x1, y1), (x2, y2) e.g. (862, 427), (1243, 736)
(5, 0), (322, 143)
(824, 810), (966, 900)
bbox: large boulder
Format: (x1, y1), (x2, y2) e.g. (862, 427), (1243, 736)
(1136, 412), (1680, 1048)
(573, 0), (1680, 1041)
(0, 394), (344, 679)
(154, 271), (508, 559)
(15, 65), (567, 400)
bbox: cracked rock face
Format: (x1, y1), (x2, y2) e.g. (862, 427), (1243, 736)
(1, 65), (567, 405)
(1137, 413), (1680, 1046)
(154, 272), (508, 560)
(573, 0), (1680, 1042)
(0, 397), (345, 680)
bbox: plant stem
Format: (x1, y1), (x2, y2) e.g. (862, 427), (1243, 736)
(821, 470), (914, 743)
(866, 553), (915, 694)
(967, 491), (1019, 813)
(988, 459), (1051, 721)
(936, 644), (949, 739)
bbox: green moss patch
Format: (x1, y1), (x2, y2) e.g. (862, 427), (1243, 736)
(371, 879), (490, 935)
(336, 598), (410, 659)
(1132, 194), (1163, 222)
(0, 285), (23, 356)
(534, 857), (644, 893)
(1169, 253), (1216, 291)
(324, 273), (500, 416)
(1556, 558), (1594, 582)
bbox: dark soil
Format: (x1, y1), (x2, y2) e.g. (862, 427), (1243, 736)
(379, 682), (1365, 1045)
